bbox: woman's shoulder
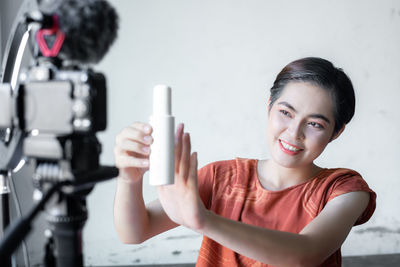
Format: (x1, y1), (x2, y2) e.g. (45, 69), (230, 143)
(301, 167), (373, 200)
(201, 157), (257, 172)
(198, 157), (258, 182)
(313, 167), (374, 199)
(318, 167), (376, 225)
(320, 167), (364, 182)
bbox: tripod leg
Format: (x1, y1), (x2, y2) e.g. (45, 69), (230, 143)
(1, 193), (10, 234)
(44, 230), (56, 267)
(47, 195), (87, 267)
(1, 173), (12, 267)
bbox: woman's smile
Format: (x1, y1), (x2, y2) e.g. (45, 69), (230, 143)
(278, 139), (303, 155)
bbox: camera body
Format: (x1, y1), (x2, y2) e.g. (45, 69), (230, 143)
(1, 60), (106, 163)
(19, 62), (106, 135)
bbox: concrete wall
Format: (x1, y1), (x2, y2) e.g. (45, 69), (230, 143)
(1, 0), (400, 266)
(86, 0), (400, 265)
(0, 10), (2, 65)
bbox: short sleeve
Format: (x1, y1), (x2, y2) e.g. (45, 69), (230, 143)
(197, 163), (215, 210)
(327, 171), (376, 225)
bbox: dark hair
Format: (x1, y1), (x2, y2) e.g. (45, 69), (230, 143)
(269, 57), (355, 135)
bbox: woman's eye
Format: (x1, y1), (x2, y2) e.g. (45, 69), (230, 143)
(279, 110), (290, 117)
(309, 122), (324, 129)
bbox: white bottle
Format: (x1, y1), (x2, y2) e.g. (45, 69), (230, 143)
(149, 85), (175, 185)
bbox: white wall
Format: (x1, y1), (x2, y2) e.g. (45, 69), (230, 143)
(84, 0), (400, 265)
(0, 18), (2, 66)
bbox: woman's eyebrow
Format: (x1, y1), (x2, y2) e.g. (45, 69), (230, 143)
(309, 114), (331, 124)
(278, 101), (297, 112)
(278, 101), (331, 124)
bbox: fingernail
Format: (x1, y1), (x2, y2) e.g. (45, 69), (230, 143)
(142, 146), (150, 153)
(142, 160), (149, 166)
(143, 135), (152, 143)
(178, 123), (184, 133)
(144, 125), (151, 133)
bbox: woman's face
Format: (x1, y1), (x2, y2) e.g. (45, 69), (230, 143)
(267, 81), (338, 168)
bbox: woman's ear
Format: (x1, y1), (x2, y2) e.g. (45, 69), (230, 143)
(330, 125), (346, 142)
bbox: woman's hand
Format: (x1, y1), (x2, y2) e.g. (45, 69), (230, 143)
(114, 122), (153, 183)
(157, 124), (208, 231)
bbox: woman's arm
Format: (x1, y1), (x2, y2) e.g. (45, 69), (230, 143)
(113, 122), (178, 244)
(157, 130), (370, 266)
(114, 178), (178, 244)
(200, 191), (369, 267)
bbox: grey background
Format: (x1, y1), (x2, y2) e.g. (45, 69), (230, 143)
(1, 0), (400, 266)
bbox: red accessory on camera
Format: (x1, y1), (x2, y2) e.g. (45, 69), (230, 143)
(36, 15), (65, 57)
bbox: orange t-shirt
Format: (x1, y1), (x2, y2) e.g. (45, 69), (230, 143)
(196, 158), (376, 267)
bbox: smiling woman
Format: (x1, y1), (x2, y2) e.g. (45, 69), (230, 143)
(269, 57), (355, 136)
(113, 57), (376, 267)
(266, 81), (339, 171)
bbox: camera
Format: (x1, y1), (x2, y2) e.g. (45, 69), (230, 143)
(19, 65), (106, 135)
(0, 60), (107, 161)
(0, 1), (119, 266)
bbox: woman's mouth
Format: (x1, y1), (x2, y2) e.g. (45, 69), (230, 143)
(279, 139), (303, 155)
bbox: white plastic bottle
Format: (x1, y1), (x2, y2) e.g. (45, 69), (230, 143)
(149, 85), (175, 185)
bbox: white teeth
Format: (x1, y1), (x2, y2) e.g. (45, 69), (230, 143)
(280, 140), (300, 152)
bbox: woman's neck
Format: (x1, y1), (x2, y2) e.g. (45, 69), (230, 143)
(257, 159), (323, 191)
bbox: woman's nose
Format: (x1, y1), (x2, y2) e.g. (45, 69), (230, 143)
(287, 120), (305, 140)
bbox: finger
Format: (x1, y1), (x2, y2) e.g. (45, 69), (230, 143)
(116, 126), (153, 147)
(174, 123), (184, 173)
(130, 122), (153, 135)
(115, 138), (151, 157)
(179, 132), (191, 180)
(175, 123), (184, 145)
(188, 152), (199, 188)
(115, 154), (149, 169)
(123, 122), (153, 143)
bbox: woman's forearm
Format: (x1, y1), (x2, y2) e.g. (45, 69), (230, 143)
(200, 210), (319, 267)
(113, 177), (150, 244)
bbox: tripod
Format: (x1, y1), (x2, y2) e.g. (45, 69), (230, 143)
(0, 0), (120, 265)
(0, 134), (118, 267)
